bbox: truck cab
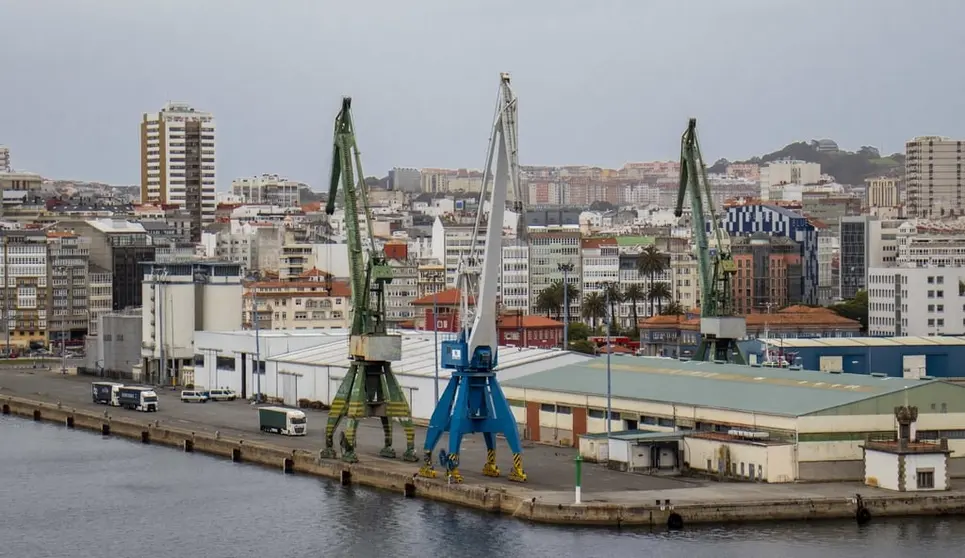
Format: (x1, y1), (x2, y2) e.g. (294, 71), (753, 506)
(91, 382), (123, 406)
(258, 406), (307, 436)
(118, 386), (159, 412)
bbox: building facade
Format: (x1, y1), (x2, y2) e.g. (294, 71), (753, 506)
(730, 233), (803, 314)
(528, 227), (581, 318)
(0, 231), (49, 349)
(140, 102), (217, 241)
(866, 176), (900, 209)
(500, 240), (530, 315)
(724, 204), (818, 305)
(906, 136), (964, 218)
(231, 174), (300, 208)
(839, 215), (871, 301)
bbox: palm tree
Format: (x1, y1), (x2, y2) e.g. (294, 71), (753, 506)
(623, 283), (646, 335)
(648, 282), (673, 315)
(536, 280), (580, 320)
(581, 292), (607, 328)
(661, 300), (685, 316)
(535, 288), (557, 318)
(637, 245), (668, 316)
(602, 283), (622, 327)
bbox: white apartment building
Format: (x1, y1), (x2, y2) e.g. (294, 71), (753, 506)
(906, 136), (965, 218)
(88, 267), (113, 337)
(581, 237), (619, 296)
(500, 240), (529, 315)
(140, 102), (216, 241)
(0, 146), (9, 172)
(759, 160), (821, 200)
(231, 174), (301, 208)
(817, 229), (836, 306)
(243, 280), (351, 331)
(385, 258), (418, 325)
(866, 176), (900, 208)
(430, 217), (487, 287)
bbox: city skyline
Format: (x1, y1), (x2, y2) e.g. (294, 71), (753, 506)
(3, 0), (965, 185)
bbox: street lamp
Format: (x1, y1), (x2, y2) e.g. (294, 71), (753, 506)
(604, 281), (613, 438)
(247, 272), (263, 403)
(558, 263), (574, 349)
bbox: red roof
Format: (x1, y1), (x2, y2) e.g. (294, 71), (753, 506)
(299, 267), (333, 279)
(496, 315), (563, 329)
(412, 288), (474, 306)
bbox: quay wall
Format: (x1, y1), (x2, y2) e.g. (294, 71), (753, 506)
(5, 395), (965, 528)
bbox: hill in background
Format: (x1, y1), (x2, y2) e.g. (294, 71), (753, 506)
(708, 140), (905, 186)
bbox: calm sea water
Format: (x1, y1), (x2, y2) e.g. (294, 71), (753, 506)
(2, 416), (964, 558)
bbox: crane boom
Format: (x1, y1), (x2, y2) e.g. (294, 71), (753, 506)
(675, 118), (746, 363)
(319, 97), (418, 464)
(418, 73), (528, 484)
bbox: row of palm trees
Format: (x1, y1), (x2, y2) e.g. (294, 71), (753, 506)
(533, 245), (686, 330)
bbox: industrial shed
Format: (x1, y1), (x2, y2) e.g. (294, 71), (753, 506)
(501, 355), (965, 482)
(753, 336), (965, 378)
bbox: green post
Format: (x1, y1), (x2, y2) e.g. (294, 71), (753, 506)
(575, 454), (583, 504)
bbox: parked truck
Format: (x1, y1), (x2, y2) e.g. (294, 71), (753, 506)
(117, 386), (159, 412)
(91, 382), (123, 406)
(258, 406), (307, 436)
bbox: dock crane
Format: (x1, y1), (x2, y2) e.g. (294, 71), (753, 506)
(418, 73), (528, 483)
(318, 97), (418, 463)
(674, 118), (746, 364)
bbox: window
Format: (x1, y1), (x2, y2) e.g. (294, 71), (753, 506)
(540, 403), (555, 413)
(588, 409), (605, 419)
(917, 469), (935, 489)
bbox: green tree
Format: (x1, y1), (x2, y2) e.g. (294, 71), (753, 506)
(829, 290), (868, 332)
(661, 300), (685, 316)
(569, 339), (598, 355)
(637, 245), (668, 316)
(603, 283), (623, 326)
(648, 282), (673, 315)
(567, 322), (591, 342)
(623, 283), (646, 335)
(536, 280), (580, 320)
(581, 292), (607, 328)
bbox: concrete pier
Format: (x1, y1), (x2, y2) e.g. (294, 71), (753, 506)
(4, 370), (965, 527)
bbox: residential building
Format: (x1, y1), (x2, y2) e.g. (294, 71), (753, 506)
(88, 266), (113, 337)
(580, 237), (619, 297)
(47, 232), (91, 344)
(51, 219), (156, 311)
(142, 262), (243, 384)
(497, 314), (564, 349)
(412, 288), (470, 331)
(724, 204), (818, 305)
(867, 268), (965, 337)
(388, 167), (421, 193)
(759, 160), (821, 199)
(0, 146), (9, 171)
(816, 226), (836, 306)
(906, 136), (965, 218)
(528, 226), (581, 319)
(0, 171), (42, 195)
(500, 240), (530, 315)
(802, 192), (861, 237)
(431, 217), (487, 287)
(668, 243), (699, 310)
(866, 176), (900, 209)
(0, 230), (49, 349)
(730, 233), (803, 314)
(231, 174), (300, 208)
(242, 279), (351, 331)
(839, 216), (872, 300)
(140, 102), (217, 241)
(384, 242), (418, 326)
(417, 261), (445, 299)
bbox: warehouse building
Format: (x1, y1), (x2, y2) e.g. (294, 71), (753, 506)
(751, 336), (965, 377)
(501, 356), (965, 481)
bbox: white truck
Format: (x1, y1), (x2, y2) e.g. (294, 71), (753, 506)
(117, 386), (159, 412)
(258, 407), (307, 436)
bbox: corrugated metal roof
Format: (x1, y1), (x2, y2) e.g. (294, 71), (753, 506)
(268, 331), (594, 381)
(761, 336), (965, 348)
(502, 355), (937, 416)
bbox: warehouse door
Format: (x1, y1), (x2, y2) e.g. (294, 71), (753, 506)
(281, 373), (297, 406)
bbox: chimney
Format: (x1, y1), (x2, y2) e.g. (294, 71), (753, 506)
(894, 405), (919, 449)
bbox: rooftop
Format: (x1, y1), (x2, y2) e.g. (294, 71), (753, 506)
(502, 355), (950, 417)
(761, 336), (965, 348)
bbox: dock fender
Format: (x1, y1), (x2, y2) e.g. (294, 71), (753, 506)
(856, 507), (871, 525)
(667, 512), (684, 530)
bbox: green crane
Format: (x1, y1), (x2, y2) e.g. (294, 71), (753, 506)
(674, 118), (746, 364)
(317, 97), (418, 463)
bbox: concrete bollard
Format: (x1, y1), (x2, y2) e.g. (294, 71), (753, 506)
(32, 409), (41, 421)
(183, 439), (194, 453)
(101, 423), (110, 436)
(65, 416), (75, 428)
(1, 404), (8, 415)
(283, 457), (294, 474)
(141, 431), (150, 444)
(231, 448), (242, 462)
(340, 469), (351, 486)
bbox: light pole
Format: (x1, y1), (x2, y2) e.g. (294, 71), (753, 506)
(155, 267), (168, 386)
(605, 282), (612, 438)
(558, 263), (574, 349)
(247, 272), (263, 403)
(433, 286), (440, 403)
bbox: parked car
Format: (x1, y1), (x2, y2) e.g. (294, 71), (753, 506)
(180, 390), (209, 403)
(207, 388), (237, 402)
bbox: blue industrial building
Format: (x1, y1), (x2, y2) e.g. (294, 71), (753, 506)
(724, 204), (818, 305)
(747, 337), (965, 378)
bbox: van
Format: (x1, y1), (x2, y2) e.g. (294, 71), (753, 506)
(180, 390), (209, 403)
(207, 388), (237, 402)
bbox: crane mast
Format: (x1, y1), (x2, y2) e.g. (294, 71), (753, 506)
(318, 97), (418, 464)
(418, 72), (528, 483)
(674, 118), (746, 364)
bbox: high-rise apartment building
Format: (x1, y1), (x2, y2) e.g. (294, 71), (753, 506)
(906, 136), (964, 218)
(0, 146), (9, 171)
(527, 226), (581, 318)
(231, 174), (300, 208)
(140, 102), (216, 241)
(0, 230), (49, 350)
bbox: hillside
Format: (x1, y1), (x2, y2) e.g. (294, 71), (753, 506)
(708, 141), (904, 186)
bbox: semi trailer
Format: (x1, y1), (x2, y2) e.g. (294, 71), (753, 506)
(117, 386), (159, 412)
(258, 407), (307, 436)
(91, 382), (123, 406)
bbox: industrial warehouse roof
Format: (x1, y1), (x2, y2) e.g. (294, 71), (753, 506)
(501, 356), (943, 417)
(268, 331), (594, 381)
(760, 336), (965, 348)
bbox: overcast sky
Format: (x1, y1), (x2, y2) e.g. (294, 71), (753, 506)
(2, 0), (964, 187)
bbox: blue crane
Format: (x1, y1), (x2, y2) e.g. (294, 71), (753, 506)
(674, 118), (746, 364)
(317, 97), (418, 463)
(418, 73), (528, 483)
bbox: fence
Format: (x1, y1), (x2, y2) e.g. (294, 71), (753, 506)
(76, 366), (135, 382)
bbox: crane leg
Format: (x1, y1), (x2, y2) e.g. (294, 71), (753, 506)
(381, 365), (418, 462)
(398, 417), (417, 463)
(342, 418), (360, 463)
(482, 432), (500, 477)
(378, 416), (395, 459)
(419, 377), (458, 478)
(443, 377), (473, 484)
(319, 366), (357, 460)
(490, 378), (527, 482)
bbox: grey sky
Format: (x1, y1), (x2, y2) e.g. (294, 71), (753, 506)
(2, 0), (963, 187)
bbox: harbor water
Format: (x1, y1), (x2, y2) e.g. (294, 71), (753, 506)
(2, 415), (964, 558)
